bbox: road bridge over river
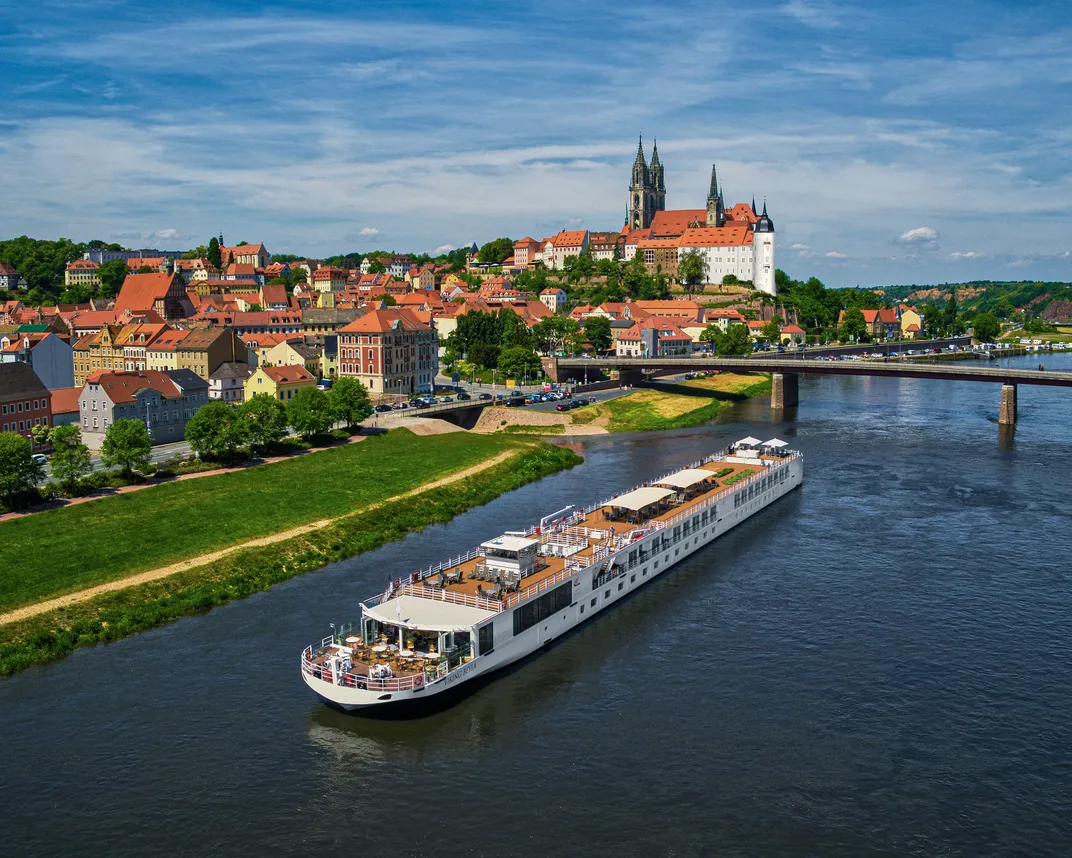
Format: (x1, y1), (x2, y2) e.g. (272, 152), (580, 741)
(544, 356), (1072, 426)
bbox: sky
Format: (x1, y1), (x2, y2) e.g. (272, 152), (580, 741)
(1, 0), (1070, 288)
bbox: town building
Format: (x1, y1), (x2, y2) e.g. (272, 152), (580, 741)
(0, 261), (22, 290)
(0, 362), (52, 445)
(209, 362), (254, 405)
(546, 230), (589, 270)
(264, 339), (321, 376)
(49, 386), (80, 427)
(219, 244), (271, 269)
(73, 322), (171, 385)
(627, 137), (667, 230)
(65, 259), (101, 288)
(614, 318), (692, 358)
(114, 273), (193, 320)
(0, 331), (74, 389)
(338, 308), (438, 397)
(244, 364), (316, 402)
(540, 287), (567, 313)
(173, 327), (248, 380)
(78, 369), (208, 448)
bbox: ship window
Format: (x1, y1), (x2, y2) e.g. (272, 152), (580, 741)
(478, 622), (494, 656)
(590, 598), (596, 607)
(642, 568), (647, 576)
(605, 590), (610, 599)
(618, 582), (623, 591)
(630, 575), (635, 583)
(513, 582), (572, 635)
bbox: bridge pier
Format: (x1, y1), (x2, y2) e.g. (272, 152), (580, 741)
(999, 383), (1017, 425)
(541, 356), (560, 383)
(771, 372), (799, 409)
(618, 369), (644, 387)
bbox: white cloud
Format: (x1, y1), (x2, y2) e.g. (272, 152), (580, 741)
(947, 250), (982, 259)
(790, 243), (813, 257)
(779, 0), (843, 30)
(825, 251), (848, 258)
(897, 227), (939, 244)
(433, 244), (455, 254)
(358, 227), (379, 239)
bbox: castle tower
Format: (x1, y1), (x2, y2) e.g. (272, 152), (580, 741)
(706, 164), (725, 227)
(752, 198), (776, 296)
(628, 136), (659, 229)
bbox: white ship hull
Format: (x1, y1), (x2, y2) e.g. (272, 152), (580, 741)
(302, 450), (803, 713)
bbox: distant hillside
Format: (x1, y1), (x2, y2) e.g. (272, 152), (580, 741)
(880, 281), (1072, 321)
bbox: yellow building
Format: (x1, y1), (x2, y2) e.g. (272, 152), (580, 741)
(244, 364), (316, 402)
(900, 308), (923, 339)
(263, 340), (321, 376)
(65, 259), (101, 288)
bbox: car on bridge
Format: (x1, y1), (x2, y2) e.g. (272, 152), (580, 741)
(478, 393), (493, 400)
(457, 391), (472, 401)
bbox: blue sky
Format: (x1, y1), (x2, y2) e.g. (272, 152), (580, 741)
(1, 0), (1070, 287)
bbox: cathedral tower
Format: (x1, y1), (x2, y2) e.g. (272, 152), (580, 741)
(706, 164), (725, 227)
(627, 136), (664, 229)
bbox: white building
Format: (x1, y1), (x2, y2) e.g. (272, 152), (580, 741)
(539, 288), (567, 313)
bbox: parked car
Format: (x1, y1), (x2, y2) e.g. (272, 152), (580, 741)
(505, 397), (525, 407)
(32, 453), (48, 466)
(374, 404), (392, 412)
(555, 403), (570, 412)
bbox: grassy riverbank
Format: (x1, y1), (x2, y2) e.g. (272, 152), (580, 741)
(571, 372), (771, 432)
(0, 439), (581, 676)
(0, 431), (529, 614)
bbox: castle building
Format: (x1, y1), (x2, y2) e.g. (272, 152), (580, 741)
(623, 140), (777, 295)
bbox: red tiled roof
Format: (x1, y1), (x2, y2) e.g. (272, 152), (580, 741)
(782, 324), (805, 334)
(85, 370), (181, 404)
(261, 364), (314, 385)
(553, 229), (588, 248)
(50, 386), (82, 415)
(339, 308), (431, 334)
(678, 225), (753, 247)
(649, 209), (707, 237)
(67, 259), (100, 271)
(114, 273), (178, 313)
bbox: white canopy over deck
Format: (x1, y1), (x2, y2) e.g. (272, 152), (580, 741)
(736, 436), (762, 447)
(605, 486), (675, 512)
(364, 595), (495, 632)
(763, 439), (788, 448)
(656, 468), (718, 490)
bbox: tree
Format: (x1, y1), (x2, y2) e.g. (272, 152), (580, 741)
(840, 307), (867, 342)
(329, 376), (373, 428)
(972, 311), (1000, 342)
(98, 258), (129, 298)
(136, 264), (153, 274)
(497, 346), (542, 380)
(241, 394), (288, 452)
(944, 291), (959, 333)
(49, 424), (91, 490)
(0, 432), (43, 507)
(207, 236), (222, 269)
(100, 419), (152, 477)
(678, 249), (708, 293)
(31, 423), (51, 447)
(368, 260), (387, 274)
(716, 324), (754, 356)
(184, 401), (247, 460)
(477, 237), (514, 265)
(532, 316), (578, 354)
(287, 386), (333, 438)
(761, 319), (782, 342)
(583, 315), (612, 352)
(699, 324), (721, 344)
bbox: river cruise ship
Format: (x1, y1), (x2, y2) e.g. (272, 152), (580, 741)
(301, 437), (803, 713)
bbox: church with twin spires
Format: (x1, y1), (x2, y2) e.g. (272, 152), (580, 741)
(625, 136), (776, 295)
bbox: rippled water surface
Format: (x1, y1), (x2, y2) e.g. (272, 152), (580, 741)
(3, 353), (1071, 857)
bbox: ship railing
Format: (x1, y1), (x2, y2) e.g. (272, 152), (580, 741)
(503, 565), (576, 608)
(397, 582), (502, 612)
(302, 645), (446, 691)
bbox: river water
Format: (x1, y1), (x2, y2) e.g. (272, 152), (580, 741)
(3, 353), (1071, 857)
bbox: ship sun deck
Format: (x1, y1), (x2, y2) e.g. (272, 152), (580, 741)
(384, 449), (794, 610)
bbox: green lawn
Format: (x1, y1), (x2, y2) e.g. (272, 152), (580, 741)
(0, 430), (525, 612)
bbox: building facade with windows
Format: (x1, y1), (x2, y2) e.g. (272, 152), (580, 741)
(337, 308), (438, 397)
(0, 362), (52, 446)
(77, 369), (208, 448)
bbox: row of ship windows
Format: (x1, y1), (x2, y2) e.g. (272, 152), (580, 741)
(732, 468), (788, 508)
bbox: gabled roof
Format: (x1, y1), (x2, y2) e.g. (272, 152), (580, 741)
(115, 273), (180, 313)
(649, 209), (707, 237)
(211, 362), (255, 381)
(260, 364), (314, 385)
(85, 370), (182, 404)
(0, 362), (49, 400)
(50, 386), (82, 415)
(678, 224), (754, 247)
(553, 229), (588, 247)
